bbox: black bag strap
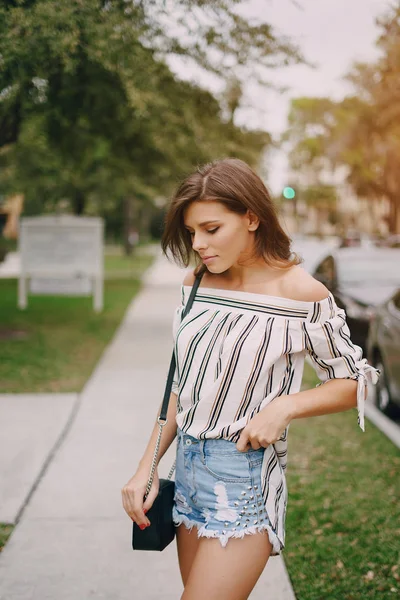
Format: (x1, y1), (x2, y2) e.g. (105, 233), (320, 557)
(158, 271), (204, 421)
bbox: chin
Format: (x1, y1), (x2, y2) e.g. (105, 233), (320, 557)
(207, 264), (226, 274)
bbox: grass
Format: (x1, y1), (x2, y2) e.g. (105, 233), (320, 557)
(0, 524), (14, 553)
(285, 363), (400, 599)
(0, 247), (155, 393)
(104, 244), (156, 279)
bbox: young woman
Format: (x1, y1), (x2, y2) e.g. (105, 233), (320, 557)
(122, 158), (379, 600)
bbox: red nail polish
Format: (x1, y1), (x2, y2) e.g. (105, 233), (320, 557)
(143, 509), (147, 514)
(139, 524), (146, 530)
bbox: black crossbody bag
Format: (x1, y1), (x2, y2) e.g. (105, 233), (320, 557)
(132, 272), (203, 551)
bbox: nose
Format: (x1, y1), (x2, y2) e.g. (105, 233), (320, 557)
(191, 233), (208, 252)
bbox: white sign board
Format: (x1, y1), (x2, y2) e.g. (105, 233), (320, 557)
(29, 276), (93, 296)
(18, 215), (104, 311)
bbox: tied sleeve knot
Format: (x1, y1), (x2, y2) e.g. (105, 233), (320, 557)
(354, 359), (380, 432)
(303, 299), (380, 433)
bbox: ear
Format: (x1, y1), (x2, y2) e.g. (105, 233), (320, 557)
(246, 210), (260, 232)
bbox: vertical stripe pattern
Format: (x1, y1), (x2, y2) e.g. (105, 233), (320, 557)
(170, 285), (380, 555)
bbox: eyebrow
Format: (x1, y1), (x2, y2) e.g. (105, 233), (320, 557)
(184, 220), (220, 229)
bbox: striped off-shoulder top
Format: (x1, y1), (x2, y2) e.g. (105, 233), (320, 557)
(171, 282), (380, 555)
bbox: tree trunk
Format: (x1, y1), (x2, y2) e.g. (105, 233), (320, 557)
(388, 195), (400, 234)
(73, 190), (86, 215)
(123, 196), (133, 256)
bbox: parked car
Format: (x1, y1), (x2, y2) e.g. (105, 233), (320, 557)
(384, 234), (400, 248)
(312, 247), (400, 353)
(367, 288), (400, 417)
(339, 231), (375, 248)
(291, 239), (337, 275)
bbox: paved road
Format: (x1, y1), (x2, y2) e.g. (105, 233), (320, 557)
(0, 251), (295, 600)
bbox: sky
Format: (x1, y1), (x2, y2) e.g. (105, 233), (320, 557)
(167, 0), (391, 193)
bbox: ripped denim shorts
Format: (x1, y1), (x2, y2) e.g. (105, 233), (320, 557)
(172, 428), (273, 548)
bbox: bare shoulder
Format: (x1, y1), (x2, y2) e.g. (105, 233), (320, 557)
(182, 269), (196, 287)
(281, 265), (330, 302)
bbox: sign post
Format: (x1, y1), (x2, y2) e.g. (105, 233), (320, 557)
(18, 216), (104, 312)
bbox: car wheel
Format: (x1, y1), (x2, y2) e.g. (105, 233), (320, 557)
(374, 357), (399, 418)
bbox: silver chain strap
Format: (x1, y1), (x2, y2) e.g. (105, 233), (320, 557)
(144, 417), (176, 500)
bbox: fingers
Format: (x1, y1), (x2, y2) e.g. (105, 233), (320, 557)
(237, 424), (284, 450)
(236, 430), (250, 452)
(121, 484), (151, 529)
(249, 441), (263, 450)
(237, 432), (268, 451)
(142, 484), (158, 513)
(136, 506), (150, 530)
(237, 431), (263, 451)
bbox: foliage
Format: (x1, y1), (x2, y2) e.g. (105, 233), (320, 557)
(285, 96), (338, 181)
(0, 0), (301, 226)
(302, 184), (337, 210)
(283, 3), (400, 233)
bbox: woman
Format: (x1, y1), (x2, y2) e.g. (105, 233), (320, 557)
(122, 158), (379, 600)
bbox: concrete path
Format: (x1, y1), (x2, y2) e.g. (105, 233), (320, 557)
(0, 394), (78, 524)
(0, 252), (20, 278)
(0, 251), (295, 600)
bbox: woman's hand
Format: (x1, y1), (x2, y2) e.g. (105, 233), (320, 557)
(236, 396), (294, 452)
(121, 466), (160, 529)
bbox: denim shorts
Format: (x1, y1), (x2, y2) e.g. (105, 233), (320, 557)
(172, 428), (273, 548)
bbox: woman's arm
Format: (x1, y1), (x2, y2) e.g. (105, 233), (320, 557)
(236, 380), (359, 451)
(122, 277), (188, 525)
(121, 392), (178, 528)
(286, 377), (358, 420)
(237, 273), (379, 451)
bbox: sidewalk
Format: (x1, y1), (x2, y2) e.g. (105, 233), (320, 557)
(0, 252), (20, 278)
(0, 394), (78, 525)
(0, 251), (295, 600)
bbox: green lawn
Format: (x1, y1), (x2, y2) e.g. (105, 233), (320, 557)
(0, 248), (155, 393)
(0, 524), (14, 554)
(104, 245), (156, 278)
(285, 363), (400, 599)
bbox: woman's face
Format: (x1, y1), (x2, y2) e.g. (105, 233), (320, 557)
(183, 200), (259, 273)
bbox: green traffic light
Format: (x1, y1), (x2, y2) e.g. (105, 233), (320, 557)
(283, 187), (296, 200)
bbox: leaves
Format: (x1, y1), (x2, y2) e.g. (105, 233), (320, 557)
(283, 3), (400, 234)
(0, 0), (298, 221)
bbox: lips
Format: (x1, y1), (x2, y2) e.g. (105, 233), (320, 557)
(201, 256), (217, 262)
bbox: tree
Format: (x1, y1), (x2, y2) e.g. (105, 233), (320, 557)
(283, 97), (339, 231)
(0, 0), (302, 228)
(283, 4), (400, 234)
(340, 4), (400, 234)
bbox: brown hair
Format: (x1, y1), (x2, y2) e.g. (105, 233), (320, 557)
(161, 158), (300, 276)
